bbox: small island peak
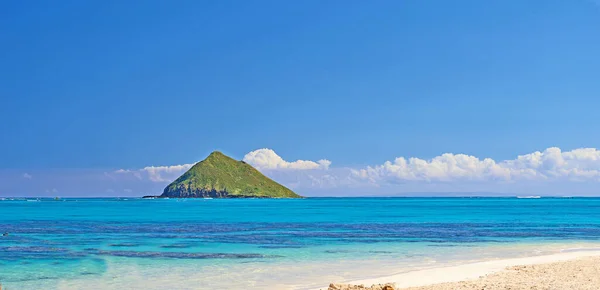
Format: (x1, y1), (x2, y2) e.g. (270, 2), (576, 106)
(208, 150), (225, 157)
(159, 151), (301, 198)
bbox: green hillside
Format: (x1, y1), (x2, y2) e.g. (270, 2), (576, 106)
(160, 151), (301, 198)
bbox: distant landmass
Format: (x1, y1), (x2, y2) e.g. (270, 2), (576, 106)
(145, 151), (301, 199)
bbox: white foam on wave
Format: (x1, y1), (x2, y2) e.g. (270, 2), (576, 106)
(560, 247), (600, 253)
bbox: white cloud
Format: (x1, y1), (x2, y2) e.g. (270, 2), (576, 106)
(353, 147), (600, 183)
(141, 164), (195, 182)
(114, 163), (195, 182)
(123, 189), (132, 193)
(243, 148), (331, 170)
(23, 173), (32, 179)
(114, 169), (142, 180)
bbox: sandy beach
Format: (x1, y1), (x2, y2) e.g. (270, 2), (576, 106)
(324, 250), (600, 290)
(401, 256), (600, 290)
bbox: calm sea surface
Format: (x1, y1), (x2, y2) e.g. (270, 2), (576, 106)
(1, 197), (600, 289)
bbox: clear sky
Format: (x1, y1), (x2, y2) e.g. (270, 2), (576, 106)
(1, 0), (600, 197)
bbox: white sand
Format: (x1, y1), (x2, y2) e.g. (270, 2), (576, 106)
(316, 249), (600, 290)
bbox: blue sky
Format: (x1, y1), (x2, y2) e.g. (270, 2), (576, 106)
(1, 0), (600, 196)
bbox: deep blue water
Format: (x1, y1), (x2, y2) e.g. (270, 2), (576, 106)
(1, 197), (600, 289)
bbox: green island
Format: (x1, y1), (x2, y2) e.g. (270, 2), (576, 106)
(146, 151), (301, 198)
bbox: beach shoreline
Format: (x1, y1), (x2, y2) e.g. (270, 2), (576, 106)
(316, 248), (600, 290)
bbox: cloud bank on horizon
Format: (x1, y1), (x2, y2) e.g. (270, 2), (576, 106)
(111, 147), (600, 192)
(4, 147), (600, 197)
(352, 147), (600, 183)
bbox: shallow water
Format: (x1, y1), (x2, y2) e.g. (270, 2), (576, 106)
(1, 197), (600, 289)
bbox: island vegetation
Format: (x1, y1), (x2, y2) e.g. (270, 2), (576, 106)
(144, 151), (301, 199)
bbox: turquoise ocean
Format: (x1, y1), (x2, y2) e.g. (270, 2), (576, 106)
(1, 197), (600, 289)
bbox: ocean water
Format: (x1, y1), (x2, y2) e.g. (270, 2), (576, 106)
(1, 197), (600, 289)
